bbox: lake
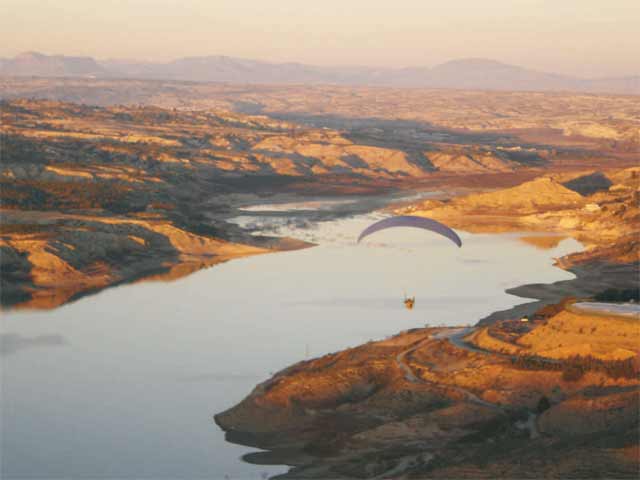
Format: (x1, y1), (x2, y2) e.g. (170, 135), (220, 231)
(1, 199), (581, 479)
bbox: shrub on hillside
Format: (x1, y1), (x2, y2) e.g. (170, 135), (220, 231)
(562, 364), (585, 382)
(594, 288), (640, 302)
(536, 396), (551, 413)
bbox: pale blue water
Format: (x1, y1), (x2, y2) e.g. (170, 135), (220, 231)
(1, 204), (581, 479)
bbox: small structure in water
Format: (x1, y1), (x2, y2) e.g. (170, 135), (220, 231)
(404, 296), (415, 310)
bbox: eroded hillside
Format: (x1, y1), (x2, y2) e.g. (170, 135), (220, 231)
(400, 168), (640, 263)
(1, 98), (636, 309)
(3, 79), (638, 154)
(0, 99), (535, 308)
(0, 100), (326, 308)
(214, 168), (639, 478)
(216, 300), (639, 478)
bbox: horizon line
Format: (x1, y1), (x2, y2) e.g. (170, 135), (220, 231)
(4, 51), (638, 81)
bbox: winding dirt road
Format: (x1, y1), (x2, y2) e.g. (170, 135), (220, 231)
(394, 327), (544, 438)
(394, 328), (501, 410)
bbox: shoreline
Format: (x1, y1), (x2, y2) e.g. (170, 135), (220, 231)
(1, 231), (314, 311)
(3, 85), (639, 479)
(214, 314), (639, 478)
(213, 168), (639, 478)
(0, 186), (448, 311)
(214, 270), (639, 479)
(480, 261), (639, 324)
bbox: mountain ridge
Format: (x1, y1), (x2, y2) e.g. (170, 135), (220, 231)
(1, 52), (637, 94)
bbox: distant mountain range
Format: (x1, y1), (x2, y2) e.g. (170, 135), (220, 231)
(1, 51), (637, 94)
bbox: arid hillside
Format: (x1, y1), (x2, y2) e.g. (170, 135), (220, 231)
(1, 98), (636, 310)
(2, 79), (638, 154)
(0, 100), (325, 308)
(0, 99), (540, 309)
(216, 299), (639, 478)
(1, 98), (541, 183)
(395, 167), (639, 325)
(400, 168), (639, 261)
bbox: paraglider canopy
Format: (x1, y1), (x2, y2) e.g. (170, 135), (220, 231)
(357, 215), (462, 247)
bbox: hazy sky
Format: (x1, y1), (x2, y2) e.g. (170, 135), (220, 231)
(2, 0), (638, 77)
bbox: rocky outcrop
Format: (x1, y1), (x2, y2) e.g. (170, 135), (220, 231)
(426, 150), (517, 173)
(251, 134), (427, 177)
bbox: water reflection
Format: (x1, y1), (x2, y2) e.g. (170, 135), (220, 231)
(518, 234), (568, 250)
(179, 373), (263, 383)
(0, 333), (67, 356)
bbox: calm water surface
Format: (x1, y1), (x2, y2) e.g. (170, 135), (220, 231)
(1, 200), (581, 479)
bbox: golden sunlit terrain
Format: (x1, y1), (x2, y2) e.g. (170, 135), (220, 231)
(3, 3), (639, 479)
(1, 83), (638, 479)
(4, 90), (636, 309)
(216, 298), (639, 478)
(3, 79), (639, 154)
(212, 164), (639, 477)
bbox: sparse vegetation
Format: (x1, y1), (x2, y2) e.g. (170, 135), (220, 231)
(511, 352), (639, 381)
(594, 288), (640, 303)
(562, 364), (586, 382)
(536, 396), (551, 413)
(2, 67), (639, 480)
(0, 179), (142, 211)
